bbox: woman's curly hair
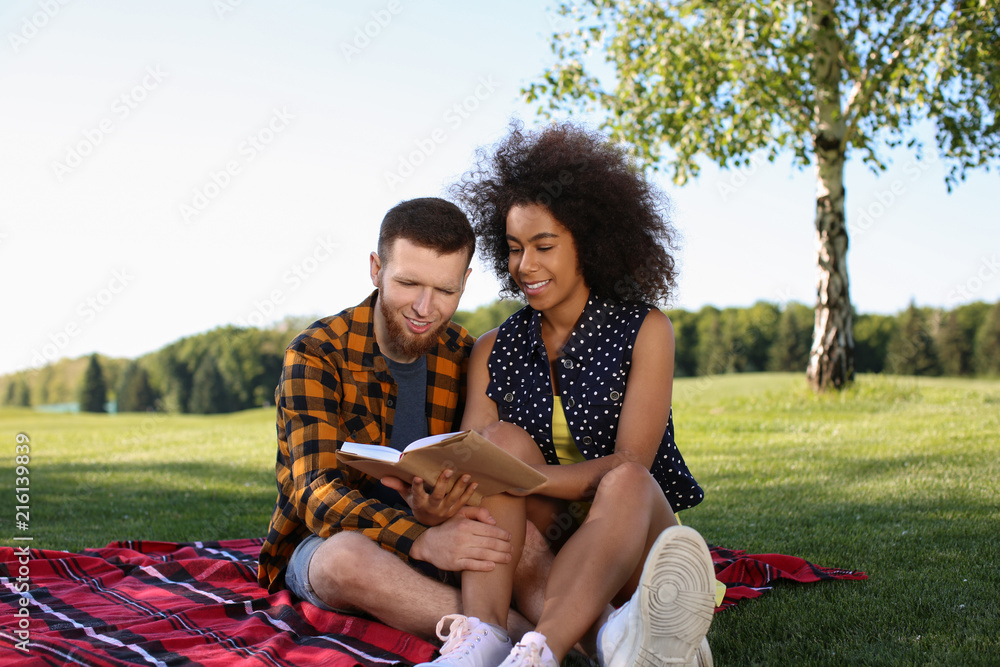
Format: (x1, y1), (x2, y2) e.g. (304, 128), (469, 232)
(451, 120), (679, 306)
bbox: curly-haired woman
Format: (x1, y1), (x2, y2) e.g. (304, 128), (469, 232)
(416, 122), (716, 667)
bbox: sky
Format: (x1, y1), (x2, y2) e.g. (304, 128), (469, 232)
(1, 0), (997, 377)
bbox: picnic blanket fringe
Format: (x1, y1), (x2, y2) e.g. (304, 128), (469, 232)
(1, 539), (866, 665)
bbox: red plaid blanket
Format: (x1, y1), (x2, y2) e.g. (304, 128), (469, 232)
(1, 539), (436, 666)
(710, 545), (867, 611)
(1, 539), (865, 666)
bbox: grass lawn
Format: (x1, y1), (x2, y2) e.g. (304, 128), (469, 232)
(2, 373), (998, 665)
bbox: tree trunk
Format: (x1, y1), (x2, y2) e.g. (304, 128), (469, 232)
(806, 0), (855, 391)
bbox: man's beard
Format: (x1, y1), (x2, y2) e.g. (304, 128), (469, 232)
(379, 294), (446, 360)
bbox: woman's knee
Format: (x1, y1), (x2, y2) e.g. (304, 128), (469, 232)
(593, 462), (660, 505)
(479, 421), (546, 464)
(604, 461), (655, 487)
(592, 462), (676, 531)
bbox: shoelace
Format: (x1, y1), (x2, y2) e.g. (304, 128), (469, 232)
(435, 615), (483, 657)
(507, 635), (546, 666)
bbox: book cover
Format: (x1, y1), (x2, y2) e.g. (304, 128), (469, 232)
(336, 430), (547, 505)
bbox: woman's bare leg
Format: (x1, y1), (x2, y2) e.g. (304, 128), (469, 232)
(531, 463), (677, 661)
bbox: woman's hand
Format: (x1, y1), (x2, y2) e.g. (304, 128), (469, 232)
(381, 469), (479, 526)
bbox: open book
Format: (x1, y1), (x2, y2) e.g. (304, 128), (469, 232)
(336, 430), (547, 505)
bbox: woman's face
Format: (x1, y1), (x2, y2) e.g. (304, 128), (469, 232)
(505, 204), (589, 315)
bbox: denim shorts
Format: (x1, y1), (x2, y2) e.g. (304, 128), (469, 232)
(283, 533), (337, 611)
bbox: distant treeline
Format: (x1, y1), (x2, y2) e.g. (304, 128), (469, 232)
(667, 299), (1000, 378)
(3, 300), (999, 413)
(1, 316), (314, 414)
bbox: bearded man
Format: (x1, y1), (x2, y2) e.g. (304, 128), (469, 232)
(258, 198), (542, 644)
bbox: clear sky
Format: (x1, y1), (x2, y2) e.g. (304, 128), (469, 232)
(2, 0), (997, 377)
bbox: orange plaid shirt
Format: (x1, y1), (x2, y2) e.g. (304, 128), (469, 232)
(258, 290), (474, 591)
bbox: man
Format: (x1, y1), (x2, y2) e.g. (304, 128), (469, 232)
(258, 198), (540, 649)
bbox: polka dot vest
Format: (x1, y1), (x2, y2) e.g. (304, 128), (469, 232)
(486, 293), (704, 512)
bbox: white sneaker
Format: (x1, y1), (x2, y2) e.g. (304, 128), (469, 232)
(498, 631), (559, 667)
(415, 615), (513, 667)
(692, 637), (714, 667)
(596, 525), (716, 666)
(600, 603), (715, 667)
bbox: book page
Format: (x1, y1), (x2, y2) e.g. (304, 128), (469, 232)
(339, 441), (402, 463)
(401, 431), (464, 453)
(337, 430), (547, 505)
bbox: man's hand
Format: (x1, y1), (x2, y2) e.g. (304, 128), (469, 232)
(381, 469), (479, 526)
(409, 505), (513, 572)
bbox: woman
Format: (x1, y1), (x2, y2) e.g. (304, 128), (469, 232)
(418, 122), (716, 667)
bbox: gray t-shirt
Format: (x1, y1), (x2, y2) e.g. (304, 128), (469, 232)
(385, 355), (429, 452)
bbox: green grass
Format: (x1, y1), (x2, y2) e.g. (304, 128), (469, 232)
(674, 374), (1000, 666)
(2, 408), (277, 549)
(2, 373), (998, 665)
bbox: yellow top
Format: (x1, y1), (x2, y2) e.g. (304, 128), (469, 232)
(552, 395), (586, 465)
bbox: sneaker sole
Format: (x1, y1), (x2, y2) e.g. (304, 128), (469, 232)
(693, 637), (714, 667)
(633, 526), (716, 666)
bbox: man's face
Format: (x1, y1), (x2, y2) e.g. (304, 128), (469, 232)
(370, 237), (471, 363)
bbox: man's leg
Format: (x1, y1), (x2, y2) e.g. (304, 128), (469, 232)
(306, 531), (541, 643)
(308, 531), (462, 641)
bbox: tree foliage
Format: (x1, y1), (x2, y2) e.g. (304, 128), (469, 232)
(527, 0), (999, 186)
(694, 306), (727, 375)
(974, 300), (1000, 375)
(116, 361), (156, 412)
(769, 302), (815, 372)
(79, 354), (108, 413)
(886, 302), (941, 375)
(0, 320), (298, 414)
(4, 374), (32, 407)
(669, 308), (700, 376)
(853, 312), (897, 373)
(147, 324), (289, 414)
(452, 299), (524, 337)
(3, 300), (999, 414)
(937, 310), (973, 375)
(188, 354), (232, 414)
(524, 0), (1000, 391)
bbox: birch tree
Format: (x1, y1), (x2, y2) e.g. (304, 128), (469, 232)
(525, 0), (999, 390)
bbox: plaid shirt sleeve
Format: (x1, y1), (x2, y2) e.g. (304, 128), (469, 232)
(282, 344), (428, 537)
(258, 294), (473, 591)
